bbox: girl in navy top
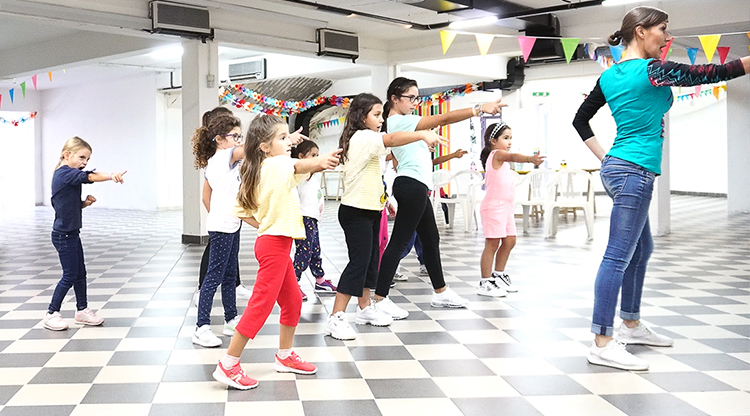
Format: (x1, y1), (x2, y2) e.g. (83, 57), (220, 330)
(573, 6), (749, 371)
(44, 137), (126, 331)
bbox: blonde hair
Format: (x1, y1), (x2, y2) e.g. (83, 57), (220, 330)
(237, 115), (286, 211)
(55, 136), (92, 170)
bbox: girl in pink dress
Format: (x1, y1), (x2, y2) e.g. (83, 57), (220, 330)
(479, 123), (544, 297)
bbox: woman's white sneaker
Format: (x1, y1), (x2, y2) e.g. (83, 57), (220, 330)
(431, 287), (469, 308)
(587, 339), (649, 371)
(616, 322), (673, 347)
(477, 279), (508, 297)
(355, 304), (393, 326)
(324, 311), (357, 340)
(223, 316), (242, 336)
(374, 297), (409, 320)
(193, 325), (222, 347)
(43, 312), (68, 331)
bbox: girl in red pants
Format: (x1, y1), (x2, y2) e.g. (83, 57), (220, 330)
(212, 114), (341, 390)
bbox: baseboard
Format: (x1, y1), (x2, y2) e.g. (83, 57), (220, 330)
(182, 234), (209, 244)
(670, 191), (727, 198)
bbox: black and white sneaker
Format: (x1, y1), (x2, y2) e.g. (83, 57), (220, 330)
(492, 272), (518, 293)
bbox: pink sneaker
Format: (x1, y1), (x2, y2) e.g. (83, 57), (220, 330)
(274, 351), (317, 375)
(74, 308), (104, 326)
(212, 362), (258, 390)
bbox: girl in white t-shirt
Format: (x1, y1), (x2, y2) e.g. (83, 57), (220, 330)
(324, 93), (445, 341)
(190, 115), (246, 348)
(292, 140), (336, 299)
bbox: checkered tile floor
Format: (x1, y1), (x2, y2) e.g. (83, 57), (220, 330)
(0, 195), (748, 416)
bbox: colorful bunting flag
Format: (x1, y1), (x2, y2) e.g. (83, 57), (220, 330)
(440, 31), (457, 55)
(713, 86), (720, 99)
(0, 95), (2, 109)
(518, 36), (537, 62)
(686, 48), (698, 64)
(20, 82), (26, 98)
(560, 38), (580, 64)
(31, 75), (38, 90)
(609, 44), (624, 63)
(475, 34), (494, 57)
(660, 38), (673, 61)
(698, 34), (721, 62)
(717, 46), (730, 64)
(9, 89), (13, 103)
(695, 85), (702, 96)
(48, 72), (52, 82)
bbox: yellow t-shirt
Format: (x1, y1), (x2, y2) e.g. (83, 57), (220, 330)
(341, 129), (389, 211)
(233, 155), (307, 239)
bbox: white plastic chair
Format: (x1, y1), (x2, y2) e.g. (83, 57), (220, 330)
(516, 169), (555, 234)
(451, 169), (485, 232)
(431, 170), (458, 229)
(544, 169), (595, 240)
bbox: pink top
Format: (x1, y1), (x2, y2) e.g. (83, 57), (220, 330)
(480, 150), (514, 210)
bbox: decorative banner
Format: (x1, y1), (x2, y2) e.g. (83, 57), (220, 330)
(220, 84), (351, 116)
(8, 89), (13, 103)
(713, 86), (720, 99)
(0, 95), (2, 109)
(698, 34), (721, 62)
(48, 72), (52, 82)
(717, 46), (730, 64)
(561, 38), (580, 64)
(31, 75), (38, 91)
(660, 38), (673, 61)
(417, 82), (480, 106)
(686, 47), (699, 64)
(674, 83), (726, 102)
(695, 85), (702, 96)
(440, 31), (457, 55)
(315, 116), (346, 129)
(20, 82), (26, 98)
(518, 36), (537, 62)
(0, 111), (37, 126)
(609, 44), (624, 63)
(475, 34), (494, 57)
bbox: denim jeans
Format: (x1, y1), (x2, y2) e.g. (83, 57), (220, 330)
(591, 156), (656, 336)
(400, 232), (424, 264)
(197, 230), (240, 327)
(49, 230), (88, 313)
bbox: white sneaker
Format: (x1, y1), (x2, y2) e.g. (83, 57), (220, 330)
(393, 265), (408, 282)
(193, 324), (222, 347)
(324, 311), (357, 340)
(587, 339), (649, 371)
(431, 287), (469, 308)
(477, 279), (508, 297)
(43, 311), (68, 331)
(75, 308), (104, 326)
(355, 304), (393, 326)
(616, 322), (673, 347)
(223, 316), (242, 336)
(492, 272), (518, 293)
(235, 284), (252, 299)
(374, 297), (409, 320)
(419, 264), (429, 276)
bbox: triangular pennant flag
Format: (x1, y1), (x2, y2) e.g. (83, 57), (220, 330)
(695, 85), (702, 96)
(518, 36), (537, 62)
(747, 32), (750, 41)
(0, 94), (2, 109)
(698, 34), (721, 62)
(561, 38), (580, 64)
(713, 86), (720, 100)
(686, 48), (698, 65)
(48, 72), (52, 82)
(9, 88), (14, 103)
(475, 34), (494, 57)
(660, 38), (673, 61)
(440, 31), (457, 55)
(20, 82), (26, 98)
(31, 75), (38, 90)
(717, 46), (730, 64)
(609, 44), (624, 63)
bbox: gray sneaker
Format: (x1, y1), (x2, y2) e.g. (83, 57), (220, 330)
(616, 322), (673, 347)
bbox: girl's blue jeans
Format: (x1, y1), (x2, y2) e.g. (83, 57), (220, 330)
(197, 230), (240, 327)
(592, 156), (656, 336)
(49, 230), (88, 313)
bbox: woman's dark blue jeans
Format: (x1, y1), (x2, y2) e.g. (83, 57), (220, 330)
(49, 230), (88, 313)
(592, 156), (656, 336)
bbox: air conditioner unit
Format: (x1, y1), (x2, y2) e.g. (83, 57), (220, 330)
(150, 1), (213, 40)
(228, 59), (267, 82)
(316, 29), (359, 63)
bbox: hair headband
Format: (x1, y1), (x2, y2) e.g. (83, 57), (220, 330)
(489, 122), (507, 139)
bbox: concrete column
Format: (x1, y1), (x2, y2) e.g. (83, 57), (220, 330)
(371, 64), (400, 101)
(650, 115), (671, 236)
(727, 75), (750, 213)
(181, 39), (218, 244)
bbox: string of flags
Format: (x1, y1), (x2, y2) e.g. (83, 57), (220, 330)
(220, 84), (352, 116)
(0, 111), (37, 126)
(674, 84), (727, 102)
(0, 71), (57, 110)
(315, 116), (345, 129)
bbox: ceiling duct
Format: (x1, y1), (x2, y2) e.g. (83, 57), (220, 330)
(149, 1), (213, 41)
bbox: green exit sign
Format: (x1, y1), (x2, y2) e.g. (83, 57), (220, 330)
(532, 92), (550, 97)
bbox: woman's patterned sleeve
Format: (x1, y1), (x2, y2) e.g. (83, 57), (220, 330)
(572, 79), (607, 141)
(647, 59), (746, 87)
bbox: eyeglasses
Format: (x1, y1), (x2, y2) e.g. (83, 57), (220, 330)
(225, 133), (243, 142)
(398, 94), (419, 103)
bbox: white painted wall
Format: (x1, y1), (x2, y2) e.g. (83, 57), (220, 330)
(0, 89), (44, 204)
(40, 73), (159, 210)
(0, 112), (35, 216)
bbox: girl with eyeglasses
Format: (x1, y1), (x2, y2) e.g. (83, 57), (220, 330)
(372, 77), (507, 319)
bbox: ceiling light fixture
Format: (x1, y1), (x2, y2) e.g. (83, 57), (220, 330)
(602, 0), (642, 6)
(448, 16), (498, 30)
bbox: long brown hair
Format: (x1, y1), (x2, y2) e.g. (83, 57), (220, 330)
(338, 93), (382, 164)
(608, 6), (668, 46)
(55, 136), (92, 170)
(382, 77), (418, 133)
(237, 115), (286, 211)
(190, 115), (242, 169)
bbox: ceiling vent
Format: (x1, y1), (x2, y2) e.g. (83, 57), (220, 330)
(228, 59), (267, 82)
(149, 1), (213, 41)
(316, 29), (359, 63)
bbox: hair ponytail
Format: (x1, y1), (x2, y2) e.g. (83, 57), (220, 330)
(610, 6), (668, 47)
(237, 115), (285, 211)
(191, 114), (241, 169)
(339, 93), (382, 164)
(382, 77), (418, 133)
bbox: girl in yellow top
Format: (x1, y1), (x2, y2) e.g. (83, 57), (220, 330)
(212, 115), (341, 390)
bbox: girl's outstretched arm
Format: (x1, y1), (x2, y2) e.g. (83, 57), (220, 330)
(493, 149), (545, 165)
(415, 99), (507, 130)
(87, 170), (127, 183)
(294, 149), (343, 175)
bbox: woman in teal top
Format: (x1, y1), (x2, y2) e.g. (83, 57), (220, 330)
(573, 6), (749, 371)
